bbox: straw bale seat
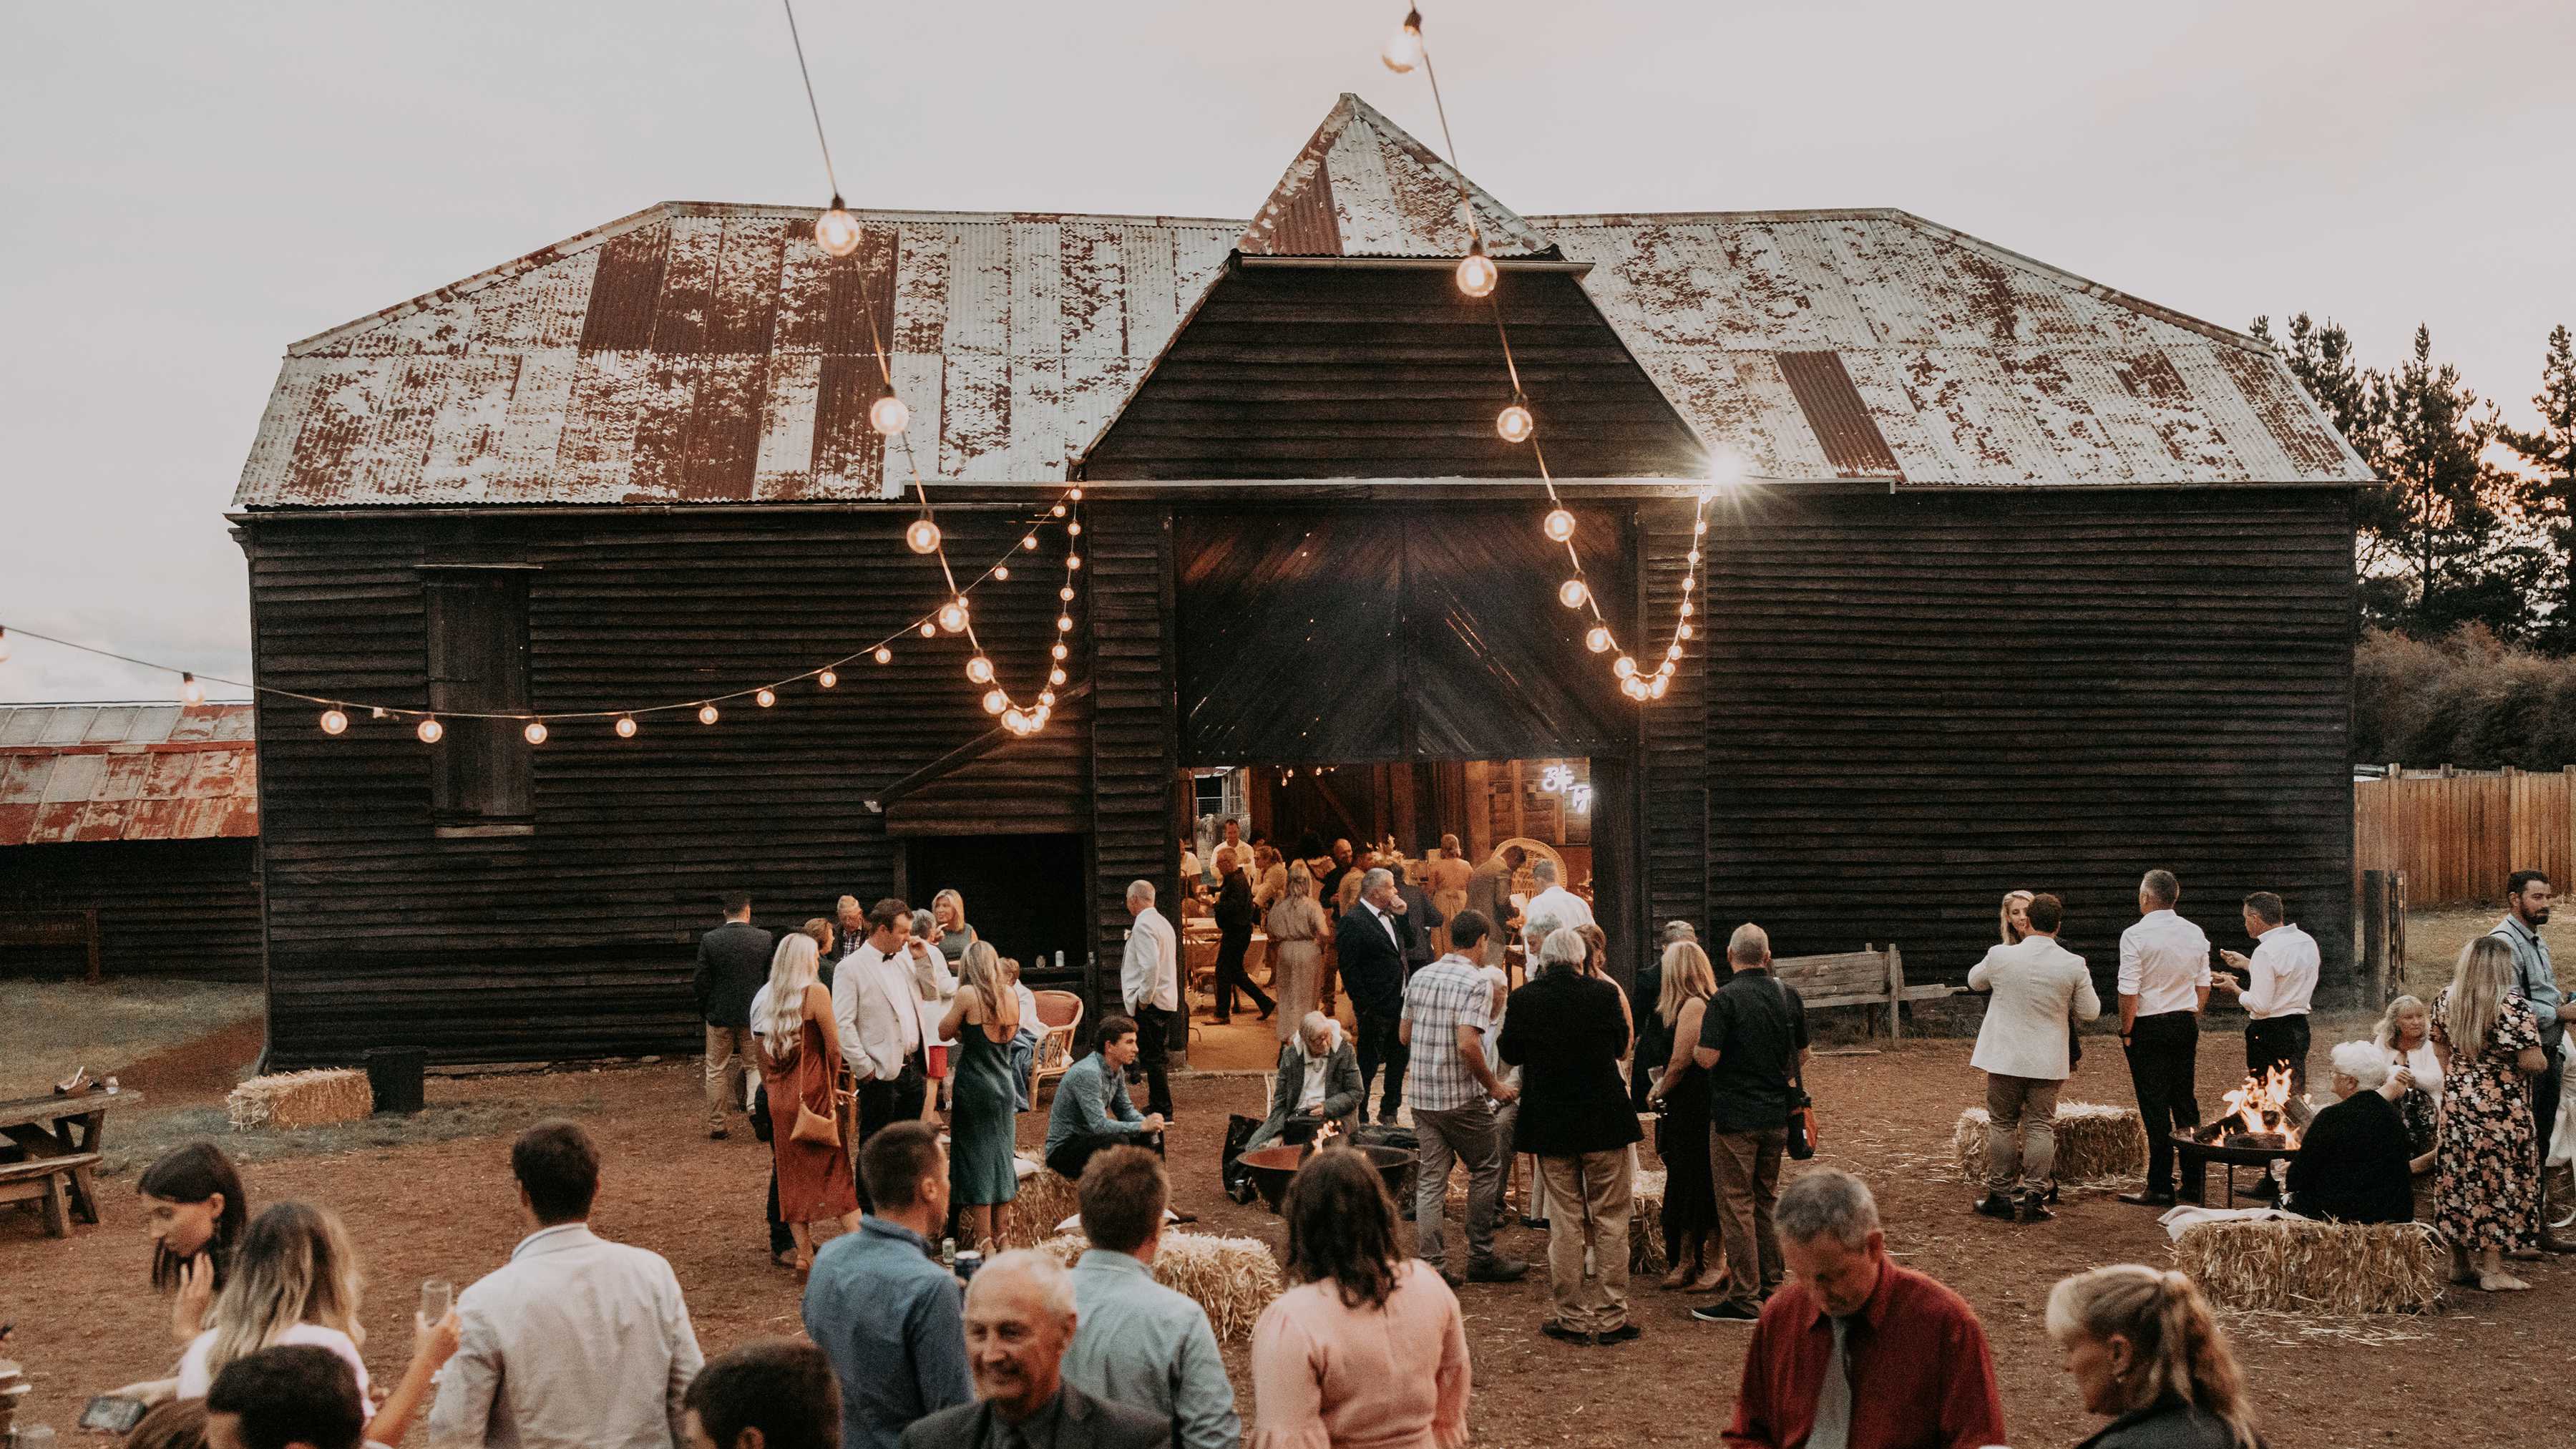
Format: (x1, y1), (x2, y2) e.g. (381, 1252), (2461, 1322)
(996, 1162), (1083, 1251)
(1952, 1102), (2145, 1189)
(226, 1070), (374, 1131)
(1035, 1231), (1283, 1341)
(2173, 1216), (2445, 1314)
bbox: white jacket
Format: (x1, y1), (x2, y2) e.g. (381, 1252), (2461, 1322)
(1968, 935), (2100, 1081)
(1121, 906), (1179, 1013)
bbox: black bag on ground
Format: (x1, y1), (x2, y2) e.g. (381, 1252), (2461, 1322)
(1221, 1113), (1263, 1204)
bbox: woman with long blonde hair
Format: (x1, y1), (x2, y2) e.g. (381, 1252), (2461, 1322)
(1999, 889), (2034, 945)
(1266, 862), (1331, 1043)
(175, 1202), (456, 1445)
(761, 932), (859, 1272)
(940, 940), (1024, 1249)
(2431, 935), (2550, 1289)
(2046, 1264), (2259, 1448)
(1642, 940), (1724, 1290)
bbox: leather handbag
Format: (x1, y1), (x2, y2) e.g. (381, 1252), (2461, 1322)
(1776, 978), (1819, 1160)
(791, 1088), (839, 1147)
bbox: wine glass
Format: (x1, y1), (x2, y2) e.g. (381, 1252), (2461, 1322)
(421, 1278), (455, 1384)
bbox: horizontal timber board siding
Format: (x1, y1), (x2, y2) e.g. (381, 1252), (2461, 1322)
(1700, 485), (2359, 1008)
(0, 839), (263, 980)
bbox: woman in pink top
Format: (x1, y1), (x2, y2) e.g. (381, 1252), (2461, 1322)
(1250, 1148), (1472, 1449)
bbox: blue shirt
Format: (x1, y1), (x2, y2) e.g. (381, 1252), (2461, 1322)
(801, 1217), (971, 1449)
(1063, 1249), (1239, 1449)
(2495, 914), (2562, 1050)
(1044, 1052), (1145, 1158)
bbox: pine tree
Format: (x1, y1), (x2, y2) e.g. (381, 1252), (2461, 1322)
(2497, 325), (2576, 651)
(2379, 325), (2536, 636)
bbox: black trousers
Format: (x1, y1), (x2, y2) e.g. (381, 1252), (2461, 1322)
(2244, 1014), (2311, 1097)
(1212, 930), (1273, 1020)
(1132, 1004), (1176, 1118)
(2124, 1011), (2201, 1195)
(2536, 1043), (2565, 1234)
(853, 1049), (929, 1212)
(1046, 1128), (1164, 1184)
(1355, 1006), (1407, 1121)
(750, 1082), (793, 1257)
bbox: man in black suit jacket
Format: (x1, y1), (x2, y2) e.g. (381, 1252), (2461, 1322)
(1393, 866), (1445, 980)
(694, 891), (774, 1141)
(1335, 867), (1412, 1124)
(1208, 849), (1272, 1025)
(1498, 924), (1644, 1343)
(901, 1250), (1169, 1449)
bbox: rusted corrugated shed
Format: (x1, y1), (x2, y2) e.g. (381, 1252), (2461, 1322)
(229, 96), (2371, 509)
(0, 703), (259, 846)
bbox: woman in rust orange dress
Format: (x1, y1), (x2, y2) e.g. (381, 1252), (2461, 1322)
(760, 932), (859, 1272)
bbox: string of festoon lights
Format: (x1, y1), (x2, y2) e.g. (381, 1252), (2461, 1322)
(1380, 6), (1728, 703)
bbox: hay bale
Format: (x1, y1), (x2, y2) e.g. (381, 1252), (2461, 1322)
(1952, 1102), (2145, 1189)
(1629, 1167), (1667, 1276)
(997, 1164), (1083, 1251)
(1035, 1231), (1284, 1341)
(2174, 1218), (2445, 1315)
(226, 1070), (373, 1132)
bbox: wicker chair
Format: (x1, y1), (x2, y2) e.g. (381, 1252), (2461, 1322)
(1030, 990), (1084, 1100)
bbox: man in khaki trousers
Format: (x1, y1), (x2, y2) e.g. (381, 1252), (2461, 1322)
(693, 892), (774, 1139)
(1966, 892), (2099, 1222)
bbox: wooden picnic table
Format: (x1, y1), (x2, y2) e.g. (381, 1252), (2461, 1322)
(0, 1088), (144, 1233)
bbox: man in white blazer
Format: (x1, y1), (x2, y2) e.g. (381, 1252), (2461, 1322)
(1967, 892), (2100, 1223)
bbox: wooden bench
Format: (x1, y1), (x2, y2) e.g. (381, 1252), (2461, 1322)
(0, 1151), (102, 1238)
(0, 907), (103, 981)
(1773, 944), (1955, 1038)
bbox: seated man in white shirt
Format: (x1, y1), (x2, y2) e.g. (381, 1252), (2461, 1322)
(2212, 890), (2320, 1096)
(428, 1121), (706, 1449)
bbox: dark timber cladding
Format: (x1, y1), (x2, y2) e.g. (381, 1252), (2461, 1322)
(240, 506), (1085, 1065)
(1698, 484), (2359, 1006)
(0, 840), (264, 981)
(1080, 263), (1707, 479)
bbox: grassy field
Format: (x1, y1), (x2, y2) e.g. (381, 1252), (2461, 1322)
(0, 979), (262, 1098)
(2396, 904), (2575, 1002)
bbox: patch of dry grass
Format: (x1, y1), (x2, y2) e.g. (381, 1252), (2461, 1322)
(0, 980), (261, 1098)
(2399, 906), (2576, 1000)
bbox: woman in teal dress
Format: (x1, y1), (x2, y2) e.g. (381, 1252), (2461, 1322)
(940, 940), (1024, 1249)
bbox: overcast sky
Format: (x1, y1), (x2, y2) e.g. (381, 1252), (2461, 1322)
(6, 0), (2571, 702)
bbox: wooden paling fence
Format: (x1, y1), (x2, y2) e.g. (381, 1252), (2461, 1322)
(2353, 766), (2576, 907)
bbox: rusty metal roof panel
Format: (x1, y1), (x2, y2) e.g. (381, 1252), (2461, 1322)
(1241, 94), (1551, 260)
(0, 703), (259, 846)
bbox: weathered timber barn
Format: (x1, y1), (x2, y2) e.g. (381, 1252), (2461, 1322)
(0, 703), (263, 981)
(230, 96), (2371, 1065)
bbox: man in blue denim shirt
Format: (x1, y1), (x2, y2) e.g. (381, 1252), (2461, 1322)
(803, 1122), (972, 1449)
(1061, 1148), (1237, 1449)
(2494, 869), (2574, 1252)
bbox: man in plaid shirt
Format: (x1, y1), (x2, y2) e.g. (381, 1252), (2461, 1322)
(1400, 909), (1528, 1286)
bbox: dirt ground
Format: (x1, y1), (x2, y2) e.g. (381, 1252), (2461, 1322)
(6, 1010), (2574, 1449)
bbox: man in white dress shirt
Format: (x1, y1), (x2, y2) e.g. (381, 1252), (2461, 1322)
(1518, 858), (1594, 960)
(2117, 869), (2212, 1207)
(1966, 893), (2099, 1223)
(2212, 891), (2319, 1096)
(1121, 880), (1181, 1120)
(428, 1121), (704, 1449)
(833, 898), (927, 1204)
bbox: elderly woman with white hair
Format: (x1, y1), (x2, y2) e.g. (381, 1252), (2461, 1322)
(1244, 1013), (1364, 1153)
(2280, 1039), (2417, 1225)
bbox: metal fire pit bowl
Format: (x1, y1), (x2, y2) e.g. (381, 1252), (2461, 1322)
(2172, 1131), (2300, 1207)
(1238, 1143), (1413, 1214)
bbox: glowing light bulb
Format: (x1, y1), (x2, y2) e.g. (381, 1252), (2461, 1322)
(756, 688), (776, 708)
(1681, 575), (1694, 593)
(906, 518), (942, 555)
(1557, 578), (1589, 609)
(1051, 642), (1070, 661)
(1055, 614), (1075, 633)
(698, 704), (720, 726)
(1457, 247), (1498, 299)
(1496, 402), (1534, 444)
(1032, 706), (1050, 728)
(1686, 548), (1702, 565)
(992, 565), (1010, 581)
(1381, 9), (1423, 72)
(1003, 708), (1028, 732)
(982, 689), (1007, 715)
(869, 394), (910, 436)
(1022, 535), (1039, 550)
(1067, 520), (1083, 537)
(919, 622), (937, 638)
(1543, 508), (1576, 542)
(937, 600), (969, 633)
(179, 673), (205, 706)
(1059, 587), (1075, 602)
(319, 708), (348, 736)
(615, 715), (638, 738)
(1040, 688), (1058, 705)
(966, 655), (995, 684)
(1068, 487), (1083, 502)
(873, 646), (893, 665)
(1680, 599), (1696, 618)
(1586, 625), (1611, 653)
(1667, 643), (1684, 662)
(1679, 623), (1694, 640)
(818, 669), (838, 689)
(1694, 519), (1709, 536)
(1051, 504), (1067, 518)
(1651, 675), (1672, 698)
(1066, 554), (1083, 570)
(1048, 667), (1067, 686)
(416, 717), (444, 743)
(1614, 655), (1637, 679)
(1705, 445), (1747, 491)
(815, 200), (862, 258)
(523, 720), (549, 745)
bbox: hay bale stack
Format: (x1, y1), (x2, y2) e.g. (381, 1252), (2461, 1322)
(999, 1166), (1083, 1251)
(227, 1070), (374, 1131)
(2174, 1218), (2445, 1315)
(1035, 1231), (1284, 1340)
(1952, 1103), (2145, 1188)
(1629, 1167), (1667, 1276)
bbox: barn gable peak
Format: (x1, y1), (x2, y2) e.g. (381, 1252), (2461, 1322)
(1240, 93), (1552, 259)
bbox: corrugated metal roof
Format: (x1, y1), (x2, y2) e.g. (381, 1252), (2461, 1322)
(230, 102), (2372, 508)
(0, 703), (259, 846)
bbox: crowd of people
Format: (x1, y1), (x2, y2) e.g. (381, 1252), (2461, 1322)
(41, 845), (2571, 1449)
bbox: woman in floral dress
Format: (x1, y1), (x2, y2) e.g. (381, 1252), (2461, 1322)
(2431, 935), (2550, 1291)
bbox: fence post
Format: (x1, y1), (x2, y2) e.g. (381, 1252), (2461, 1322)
(2361, 870), (2389, 1005)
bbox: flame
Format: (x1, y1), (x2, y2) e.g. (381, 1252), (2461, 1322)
(1313, 1120), (1341, 1146)
(2216, 1066), (2308, 1148)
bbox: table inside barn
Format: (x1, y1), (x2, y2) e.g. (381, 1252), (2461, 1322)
(0, 1089), (143, 1234)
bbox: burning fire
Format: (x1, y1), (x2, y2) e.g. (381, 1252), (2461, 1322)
(2216, 1066), (2310, 1147)
(1312, 1120), (1342, 1147)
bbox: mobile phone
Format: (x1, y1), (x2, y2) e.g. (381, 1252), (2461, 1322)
(82, 1395), (151, 1434)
